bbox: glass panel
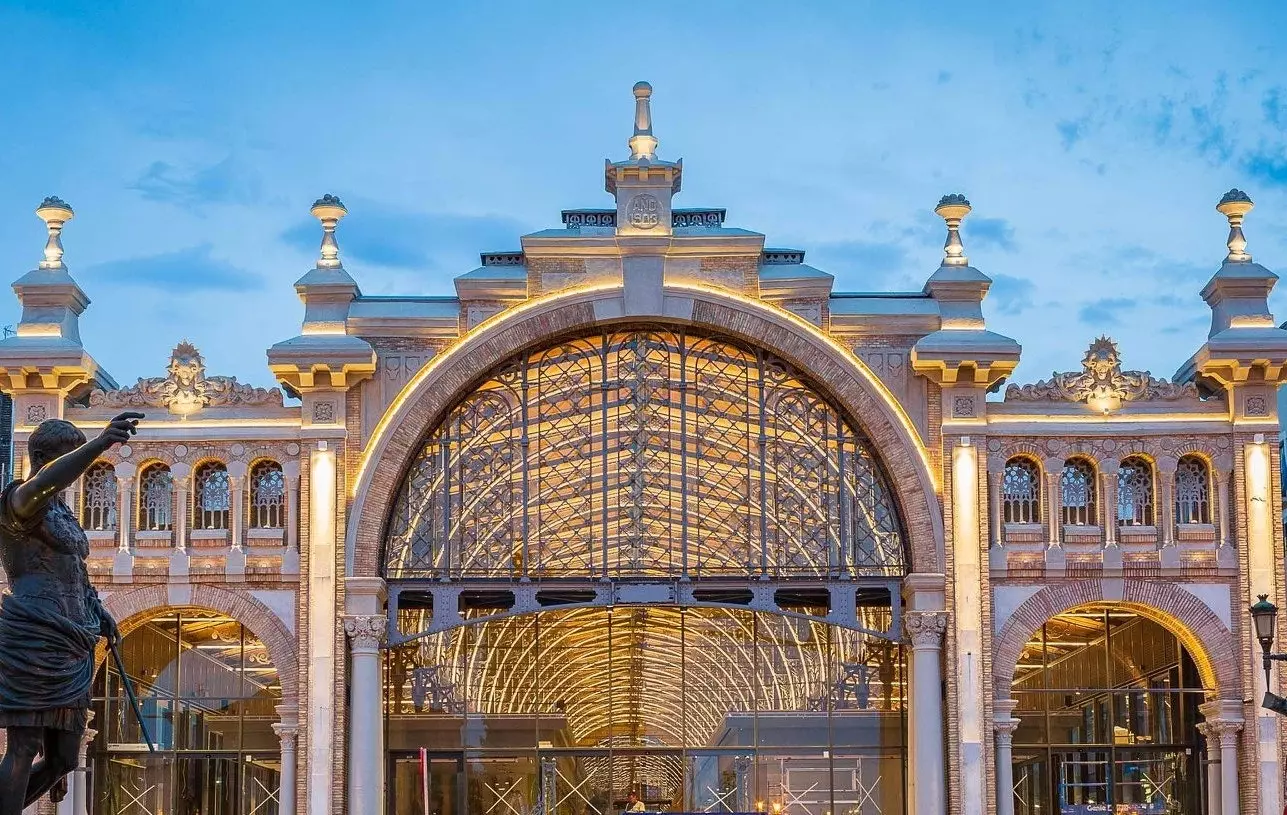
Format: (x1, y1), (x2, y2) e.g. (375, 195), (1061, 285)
(386, 329), (906, 581)
(1011, 750), (1047, 815)
(242, 753), (283, 815)
(96, 753), (172, 815)
(1054, 750), (1111, 812)
(464, 754), (536, 815)
(173, 755), (238, 815)
(1113, 750), (1192, 814)
(391, 754), (461, 815)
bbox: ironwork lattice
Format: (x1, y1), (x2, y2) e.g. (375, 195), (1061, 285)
(384, 328), (906, 580)
(1174, 455), (1210, 524)
(81, 460), (118, 532)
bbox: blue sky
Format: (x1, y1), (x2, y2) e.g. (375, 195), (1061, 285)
(1, 1), (1286, 390)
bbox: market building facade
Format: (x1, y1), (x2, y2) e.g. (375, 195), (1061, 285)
(0, 82), (1283, 815)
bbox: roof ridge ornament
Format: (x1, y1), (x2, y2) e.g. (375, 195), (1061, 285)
(1217, 188), (1253, 263)
(1004, 336), (1199, 411)
(311, 194), (347, 269)
(628, 81), (658, 161)
(89, 340), (283, 416)
(35, 196), (74, 270)
(935, 194), (970, 267)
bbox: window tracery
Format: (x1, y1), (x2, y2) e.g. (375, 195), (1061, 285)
(1060, 458), (1097, 526)
(385, 328), (907, 580)
(193, 461), (231, 530)
(80, 461), (117, 532)
(1175, 455), (1211, 525)
(1002, 458), (1042, 524)
(1116, 456), (1154, 526)
(138, 463), (174, 532)
(250, 460), (286, 529)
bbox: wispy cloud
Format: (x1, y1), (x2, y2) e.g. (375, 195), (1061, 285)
(968, 217), (1017, 252)
(810, 239), (911, 288)
(988, 274), (1036, 316)
(82, 245), (261, 293)
(1079, 297), (1137, 325)
(132, 156), (262, 209)
(280, 202), (527, 273)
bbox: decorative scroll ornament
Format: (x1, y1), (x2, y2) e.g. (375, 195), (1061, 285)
(343, 615), (387, 650)
(1003, 336), (1197, 412)
(902, 611), (947, 648)
(89, 341), (283, 416)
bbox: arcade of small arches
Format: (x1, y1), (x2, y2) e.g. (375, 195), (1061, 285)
(78, 457), (290, 534)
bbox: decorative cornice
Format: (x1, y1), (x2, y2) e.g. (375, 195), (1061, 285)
(89, 341), (283, 415)
(902, 611), (948, 649)
(1004, 336), (1199, 409)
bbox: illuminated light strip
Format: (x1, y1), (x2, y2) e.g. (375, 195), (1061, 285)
(987, 413), (1228, 424)
(353, 282), (937, 503)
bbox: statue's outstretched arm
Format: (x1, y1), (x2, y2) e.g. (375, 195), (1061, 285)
(10, 412), (142, 521)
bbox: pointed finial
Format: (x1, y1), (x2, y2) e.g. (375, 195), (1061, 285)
(310, 194), (347, 269)
(628, 81), (658, 161)
(1216, 188), (1254, 262)
(935, 194), (972, 267)
(35, 196), (74, 270)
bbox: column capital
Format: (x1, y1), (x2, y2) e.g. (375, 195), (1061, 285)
(1205, 717), (1243, 747)
(272, 721), (300, 744)
(344, 614), (387, 651)
(903, 610), (948, 649)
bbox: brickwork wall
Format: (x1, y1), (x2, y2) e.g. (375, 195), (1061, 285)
(697, 255), (759, 295)
(528, 258), (587, 296)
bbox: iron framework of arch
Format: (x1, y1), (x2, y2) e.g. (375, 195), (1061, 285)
(383, 327), (909, 641)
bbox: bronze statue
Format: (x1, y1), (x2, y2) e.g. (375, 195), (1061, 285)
(0, 412), (141, 813)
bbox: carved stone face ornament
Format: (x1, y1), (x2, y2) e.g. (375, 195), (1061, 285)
(88, 341), (283, 416)
(1004, 336), (1200, 412)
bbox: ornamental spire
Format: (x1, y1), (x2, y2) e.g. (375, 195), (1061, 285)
(1216, 188), (1253, 263)
(628, 81), (658, 161)
(310, 194), (347, 269)
(36, 196), (74, 270)
(935, 194), (971, 267)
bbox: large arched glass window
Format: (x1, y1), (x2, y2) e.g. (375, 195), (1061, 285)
(1060, 458), (1097, 526)
(81, 460), (118, 532)
(1003, 457), (1042, 524)
(249, 460), (286, 529)
(1116, 456), (1154, 527)
(194, 461), (231, 530)
(91, 610), (281, 815)
(385, 327), (907, 580)
(138, 463), (173, 532)
(1175, 455), (1211, 525)
(1010, 604), (1208, 815)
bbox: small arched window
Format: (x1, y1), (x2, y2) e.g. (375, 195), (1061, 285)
(250, 460), (285, 529)
(1175, 455), (1211, 525)
(1002, 458), (1042, 524)
(1116, 456), (1155, 527)
(1060, 458), (1097, 526)
(81, 461), (117, 532)
(193, 461), (231, 530)
(138, 463), (173, 532)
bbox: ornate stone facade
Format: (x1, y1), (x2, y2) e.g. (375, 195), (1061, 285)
(0, 83), (1281, 815)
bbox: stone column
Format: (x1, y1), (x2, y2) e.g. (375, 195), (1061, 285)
(993, 700), (1019, 815)
(1157, 460), (1176, 548)
(345, 615), (387, 815)
(1211, 719), (1242, 815)
(1213, 468), (1230, 547)
(116, 480), (131, 552)
(230, 472), (245, 550)
(1197, 723), (1221, 815)
(1043, 458), (1063, 548)
(174, 481), (189, 552)
(904, 611), (947, 815)
(273, 718), (300, 815)
(286, 468), (300, 552)
(987, 466), (1004, 549)
(1099, 464), (1118, 547)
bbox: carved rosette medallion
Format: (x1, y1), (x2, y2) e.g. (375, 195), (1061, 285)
(627, 194), (661, 230)
(902, 611), (948, 649)
(89, 341), (283, 416)
(343, 615), (387, 651)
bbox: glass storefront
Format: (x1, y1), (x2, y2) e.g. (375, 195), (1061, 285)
(1011, 605), (1207, 815)
(385, 606), (906, 814)
(89, 610), (283, 815)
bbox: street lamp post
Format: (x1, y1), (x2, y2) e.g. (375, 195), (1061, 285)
(1249, 595), (1287, 715)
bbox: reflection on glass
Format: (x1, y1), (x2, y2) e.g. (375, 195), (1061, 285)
(91, 610), (282, 814)
(1010, 604), (1205, 814)
(387, 607), (905, 814)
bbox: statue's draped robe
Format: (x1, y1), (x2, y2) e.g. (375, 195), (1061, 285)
(0, 481), (101, 732)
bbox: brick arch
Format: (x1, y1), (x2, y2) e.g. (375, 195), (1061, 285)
(347, 283), (944, 578)
(97, 584), (299, 700)
(994, 579), (1240, 699)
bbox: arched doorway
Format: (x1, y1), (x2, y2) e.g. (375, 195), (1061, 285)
(1008, 604), (1209, 815)
(380, 326), (912, 814)
(89, 609), (284, 815)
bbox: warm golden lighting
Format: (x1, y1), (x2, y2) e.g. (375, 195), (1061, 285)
(307, 443), (337, 815)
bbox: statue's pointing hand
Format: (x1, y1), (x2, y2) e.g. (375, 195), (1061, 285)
(95, 412), (142, 450)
